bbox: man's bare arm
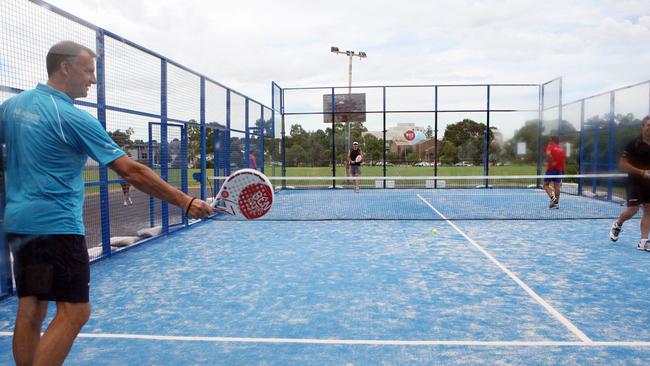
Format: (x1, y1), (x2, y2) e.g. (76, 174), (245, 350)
(109, 155), (213, 218)
(619, 156), (648, 177)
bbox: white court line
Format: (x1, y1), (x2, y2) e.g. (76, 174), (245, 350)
(416, 194), (593, 343)
(1, 331), (649, 347)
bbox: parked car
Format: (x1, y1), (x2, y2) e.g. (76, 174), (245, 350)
(454, 161), (473, 167)
(373, 161), (394, 166)
(414, 162), (432, 167)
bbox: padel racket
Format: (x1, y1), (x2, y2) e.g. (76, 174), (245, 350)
(209, 169), (274, 219)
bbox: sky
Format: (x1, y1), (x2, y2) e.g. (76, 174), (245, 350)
(43, 0), (650, 107)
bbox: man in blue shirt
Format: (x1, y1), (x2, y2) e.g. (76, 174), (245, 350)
(1, 41), (214, 366)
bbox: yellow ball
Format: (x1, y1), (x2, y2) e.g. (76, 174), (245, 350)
(431, 228), (437, 235)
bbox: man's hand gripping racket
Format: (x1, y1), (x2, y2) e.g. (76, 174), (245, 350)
(208, 169), (274, 220)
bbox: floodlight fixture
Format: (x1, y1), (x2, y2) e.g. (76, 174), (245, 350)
(329, 46), (368, 154)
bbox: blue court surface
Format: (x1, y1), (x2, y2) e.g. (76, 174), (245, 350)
(2, 191), (650, 365)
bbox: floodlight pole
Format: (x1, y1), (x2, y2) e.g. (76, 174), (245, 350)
(331, 47), (367, 156)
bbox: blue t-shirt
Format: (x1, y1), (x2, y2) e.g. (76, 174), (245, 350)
(1, 83), (125, 235)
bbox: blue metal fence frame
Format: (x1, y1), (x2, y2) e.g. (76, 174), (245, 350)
(0, 0), (275, 298)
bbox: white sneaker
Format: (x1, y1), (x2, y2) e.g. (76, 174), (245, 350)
(609, 221), (621, 242)
(123, 201), (128, 206)
(637, 239), (650, 251)
(128, 198), (133, 205)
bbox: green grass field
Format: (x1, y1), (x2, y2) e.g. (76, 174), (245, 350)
(83, 164), (620, 197)
(263, 164), (539, 177)
(84, 164), (540, 186)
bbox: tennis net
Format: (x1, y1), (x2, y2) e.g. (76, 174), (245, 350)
(206, 174), (631, 221)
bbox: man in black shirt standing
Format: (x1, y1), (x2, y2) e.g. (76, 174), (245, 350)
(348, 141), (363, 192)
(609, 116), (650, 251)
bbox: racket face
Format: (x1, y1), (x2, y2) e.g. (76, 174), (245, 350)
(216, 169), (274, 219)
(355, 155), (362, 163)
(238, 183), (273, 219)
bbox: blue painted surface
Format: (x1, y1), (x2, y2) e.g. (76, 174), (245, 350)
(1, 216), (649, 364)
(223, 188), (630, 221)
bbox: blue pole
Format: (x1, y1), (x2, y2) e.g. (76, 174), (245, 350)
(200, 77), (206, 201)
(331, 88), (336, 186)
(245, 98), (250, 168)
(260, 105), (265, 173)
(226, 90), (231, 175)
(578, 100), (585, 196)
(592, 128), (599, 194)
(271, 82), (276, 176)
(0, 137), (8, 296)
(96, 29), (111, 258)
(537, 84), (544, 187)
(148, 123), (155, 227)
(607, 91), (616, 200)
(383, 86), (387, 180)
(434, 85), (438, 181)
(484, 85), (490, 186)
(181, 126), (188, 225)
(281, 88), (286, 179)
(160, 59), (169, 234)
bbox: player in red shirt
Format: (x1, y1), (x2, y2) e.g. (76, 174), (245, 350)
(544, 136), (566, 209)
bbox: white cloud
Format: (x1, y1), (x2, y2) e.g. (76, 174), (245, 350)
(29, 0), (650, 105)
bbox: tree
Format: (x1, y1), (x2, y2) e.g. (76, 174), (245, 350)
(442, 119), (491, 163)
(502, 120), (539, 163)
(362, 134), (383, 163)
(286, 144), (307, 167)
(108, 127), (134, 147)
(438, 141), (459, 164)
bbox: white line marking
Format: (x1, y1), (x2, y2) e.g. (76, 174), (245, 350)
(416, 194), (592, 343)
(1, 331), (647, 347)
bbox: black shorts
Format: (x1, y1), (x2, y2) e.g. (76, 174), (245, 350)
(7, 234), (90, 303)
(349, 165), (361, 175)
(626, 180), (650, 207)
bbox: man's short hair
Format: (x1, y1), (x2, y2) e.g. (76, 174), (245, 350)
(46, 41), (96, 77)
(548, 136), (558, 144)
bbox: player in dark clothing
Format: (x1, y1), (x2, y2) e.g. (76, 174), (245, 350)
(348, 141), (363, 192)
(544, 136), (566, 209)
(609, 116), (650, 251)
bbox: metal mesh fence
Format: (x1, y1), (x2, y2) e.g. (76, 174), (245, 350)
(0, 0), (276, 298)
(1, 0), (648, 299)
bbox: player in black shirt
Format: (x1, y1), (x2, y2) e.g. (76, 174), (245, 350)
(609, 116), (650, 251)
(348, 141), (363, 192)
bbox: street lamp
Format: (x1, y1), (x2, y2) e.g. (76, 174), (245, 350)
(330, 46), (367, 156)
